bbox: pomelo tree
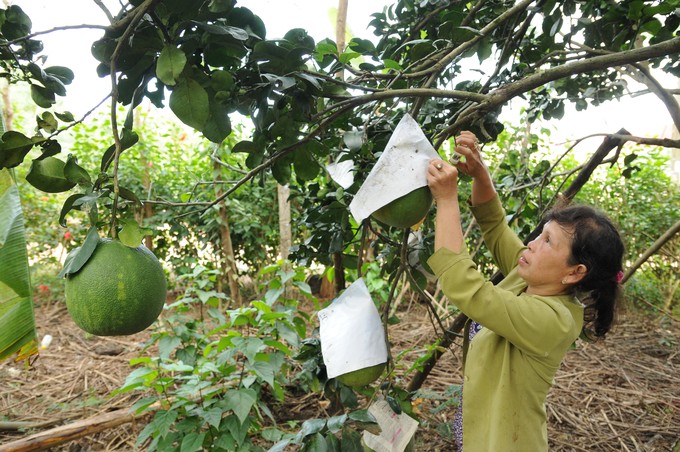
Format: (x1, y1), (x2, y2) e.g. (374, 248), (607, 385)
(1, 0), (679, 448)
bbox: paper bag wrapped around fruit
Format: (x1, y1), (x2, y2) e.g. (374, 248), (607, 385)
(318, 278), (388, 388)
(350, 114), (451, 229)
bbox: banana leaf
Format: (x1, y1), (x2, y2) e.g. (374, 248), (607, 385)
(0, 167), (38, 361)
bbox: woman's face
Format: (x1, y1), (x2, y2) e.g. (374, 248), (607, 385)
(517, 221), (584, 296)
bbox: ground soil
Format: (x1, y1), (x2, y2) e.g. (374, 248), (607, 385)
(1, 299), (678, 451)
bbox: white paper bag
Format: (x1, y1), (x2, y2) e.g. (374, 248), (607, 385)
(326, 153), (355, 189)
(363, 399), (419, 452)
(349, 114), (440, 223)
(318, 278), (387, 378)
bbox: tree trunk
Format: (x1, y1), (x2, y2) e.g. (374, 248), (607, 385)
(133, 106), (154, 249)
(1, 81), (13, 131)
(328, 0), (350, 296)
(214, 160), (242, 305)
(336, 0), (348, 55)
(277, 184), (292, 260)
(407, 130), (630, 392)
(136, 149), (153, 250)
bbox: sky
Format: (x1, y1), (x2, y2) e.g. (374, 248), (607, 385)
(10, 0), (679, 148)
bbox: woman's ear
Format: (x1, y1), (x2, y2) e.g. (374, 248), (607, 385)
(564, 264), (588, 285)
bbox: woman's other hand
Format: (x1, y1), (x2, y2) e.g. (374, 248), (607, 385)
(453, 131), (496, 205)
(427, 158), (458, 203)
(453, 131), (488, 181)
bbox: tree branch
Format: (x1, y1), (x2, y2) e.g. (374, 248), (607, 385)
(437, 36), (680, 142)
(3, 25), (108, 46)
(623, 219), (680, 285)
(625, 63), (680, 135)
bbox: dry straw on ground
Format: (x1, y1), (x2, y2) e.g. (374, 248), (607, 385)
(1, 300), (678, 451)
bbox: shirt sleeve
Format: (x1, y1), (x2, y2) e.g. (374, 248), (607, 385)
(469, 195), (525, 277)
(427, 248), (578, 357)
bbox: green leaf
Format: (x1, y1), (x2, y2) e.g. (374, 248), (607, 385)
(223, 388), (257, 424)
(169, 78), (209, 131)
(203, 98), (232, 143)
(340, 428), (363, 451)
(58, 226), (99, 278)
(2, 5), (32, 40)
(232, 140), (259, 153)
(326, 414), (348, 433)
(249, 360), (277, 387)
(180, 432), (206, 452)
(45, 66), (75, 85)
(208, 0), (233, 13)
(118, 220), (150, 247)
(0, 131), (34, 169)
(342, 131), (363, 151)
(152, 409), (179, 439)
(199, 407), (223, 429)
(156, 45), (187, 86)
(36, 112), (58, 133)
(293, 147), (320, 182)
(305, 432), (328, 451)
(271, 159), (292, 185)
(477, 37), (492, 63)
(30, 84), (56, 108)
(299, 418), (326, 438)
(64, 154), (92, 187)
(221, 415), (250, 446)
(0, 169), (37, 361)
(105, 184), (141, 206)
(55, 111), (75, 122)
(191, 21), (249, 40)
(347, 409), (376, 423)
(25, 157), (77, 193)
(59, 193), (86, 227)
(36, 139), (61, 160)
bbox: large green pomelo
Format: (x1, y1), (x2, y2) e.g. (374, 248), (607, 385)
(25, 157), (77, 193)
(337, 362), (386, 387)
(65, 238), (167, 336)
(371, 186), (433, 229)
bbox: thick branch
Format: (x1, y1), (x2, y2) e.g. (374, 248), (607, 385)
(0, 409), (143, 452)
(438, 36), (680, 141)
(318, 88), (487, 119)
(626, 64), (680, 134)
(623, 219), (680, 285)
(494, 37), (680, 102)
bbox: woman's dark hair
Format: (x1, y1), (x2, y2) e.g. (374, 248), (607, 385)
(544, 204), (624, 339)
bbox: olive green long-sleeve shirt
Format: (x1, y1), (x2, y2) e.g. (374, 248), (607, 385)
(428, 195), (583, 452)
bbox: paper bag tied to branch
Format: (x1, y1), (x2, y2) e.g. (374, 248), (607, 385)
(349, 114), (439, 224)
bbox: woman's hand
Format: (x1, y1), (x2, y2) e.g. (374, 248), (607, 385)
(452, 131), (488, 181)
(452, 131), (496, 205)
(427, 158), (458, 203)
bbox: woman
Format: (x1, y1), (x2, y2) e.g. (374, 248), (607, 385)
(426, 131), (624, 451)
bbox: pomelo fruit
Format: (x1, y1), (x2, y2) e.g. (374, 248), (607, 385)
(336, 362), (386, 387)
(371, 186), (432, 229)
(25, 157), (77, 193)
(65, 238), (167, 336)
